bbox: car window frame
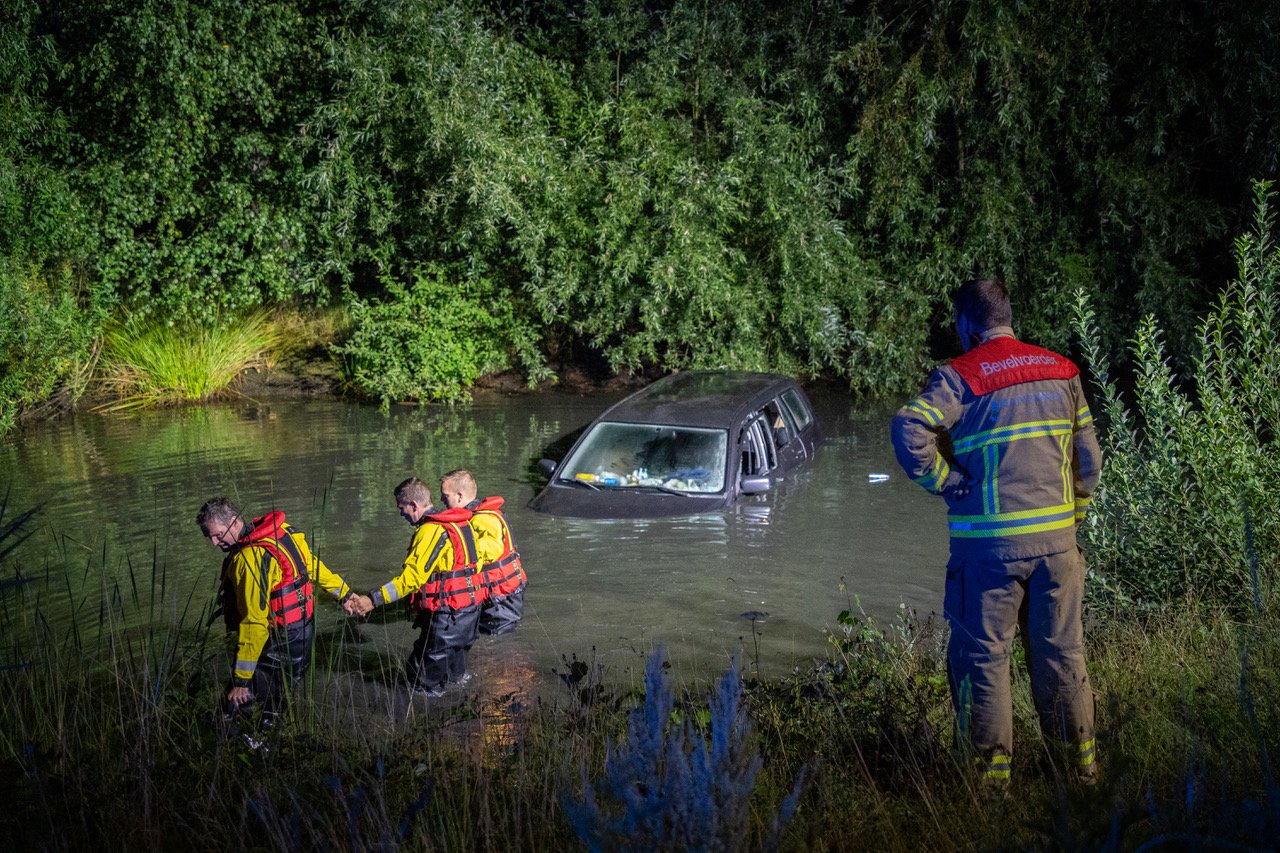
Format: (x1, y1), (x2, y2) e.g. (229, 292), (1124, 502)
(779, 387), (813, 432)
(739, 413), (778, 477)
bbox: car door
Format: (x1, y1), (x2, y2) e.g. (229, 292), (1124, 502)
(763, 396), (807, 472)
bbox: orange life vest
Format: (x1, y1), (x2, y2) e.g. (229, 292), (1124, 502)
(235, 511), (315, 628)
(407, 510), (487, 612)
(471, 497), (527, 598)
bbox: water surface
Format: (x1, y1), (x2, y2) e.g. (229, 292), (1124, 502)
(0, 386), (948, 689)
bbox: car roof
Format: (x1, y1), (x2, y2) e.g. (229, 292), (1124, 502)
(597, 371), (800, 430)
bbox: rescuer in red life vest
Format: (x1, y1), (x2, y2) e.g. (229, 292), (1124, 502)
(890, 277), (1103, 785)
(197, 497), (355, 731)
(346, 477), (485, 697)
(438, 468), (527, 636)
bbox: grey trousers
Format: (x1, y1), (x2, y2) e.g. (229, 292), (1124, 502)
(407, 605), (481, 689)
(944, 547), (1096, 779)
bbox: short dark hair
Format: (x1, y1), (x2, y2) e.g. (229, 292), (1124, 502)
(196, 497), (240, 531)
(394, 477), (432, 505)
(953, 277), (1013, 331)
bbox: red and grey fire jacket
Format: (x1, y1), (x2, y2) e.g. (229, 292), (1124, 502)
(371, 511), (487, 612)
(221, 511), (352, 685)
(891, 329), (1103, 560)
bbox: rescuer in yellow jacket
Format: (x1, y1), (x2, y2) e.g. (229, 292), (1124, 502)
(438, 468), (527, 636)
(346, 477), (485, 696)
(197, 497), (354, 728)
(890, 277), (1103, 785)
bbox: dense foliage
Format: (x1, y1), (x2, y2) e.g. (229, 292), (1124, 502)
(334, 263), (546, 406)
(0, 4), (103, 433)
(1, 0), (1277, 424)
(1076, 183), (1280, 610)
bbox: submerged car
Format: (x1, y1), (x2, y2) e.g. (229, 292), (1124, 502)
(529, 371), (821, 518)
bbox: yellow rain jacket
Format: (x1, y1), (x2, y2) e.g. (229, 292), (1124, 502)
(370, 515), (483, 611)
(223, 521), (351, 685)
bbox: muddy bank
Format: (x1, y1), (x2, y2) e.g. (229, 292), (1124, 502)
(234, 351), (660, 403)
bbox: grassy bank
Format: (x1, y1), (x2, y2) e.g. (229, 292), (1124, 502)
(1, 550), (1276, 850)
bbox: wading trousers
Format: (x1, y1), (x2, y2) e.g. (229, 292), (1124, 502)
(944, 547), (1096, 781)
(224, 620), (314, 727)
(407, 605), (481, 689)
(479, 584), (525, 636)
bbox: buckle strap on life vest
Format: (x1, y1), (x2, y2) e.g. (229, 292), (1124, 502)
(409, 519), (485, 611)
(472, 501), (525, 596)
(271, 526), (314, 626)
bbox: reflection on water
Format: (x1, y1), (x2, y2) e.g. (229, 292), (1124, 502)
(0, 387), (948, 694)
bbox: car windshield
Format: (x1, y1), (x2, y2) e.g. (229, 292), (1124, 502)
(556, 422), (728, 493)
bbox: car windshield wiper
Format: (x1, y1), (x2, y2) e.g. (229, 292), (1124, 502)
(561, 477), (601, 490)
(632, 483), (689, 496)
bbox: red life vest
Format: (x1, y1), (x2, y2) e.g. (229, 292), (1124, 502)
(407, 510), (487, 612)
(950, 336), (1079, 396)
(472, 497), (526, 598)
(235, 511), (315, 628)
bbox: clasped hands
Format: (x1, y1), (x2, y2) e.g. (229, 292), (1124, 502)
(343, 593), (375, 617)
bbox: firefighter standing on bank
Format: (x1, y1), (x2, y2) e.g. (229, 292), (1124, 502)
(197, 497), (355, 728)
(890, 277), (1102, 784)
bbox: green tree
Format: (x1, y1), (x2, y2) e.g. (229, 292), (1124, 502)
(0, 1), (101, 432)
(51, 0), (327, 324)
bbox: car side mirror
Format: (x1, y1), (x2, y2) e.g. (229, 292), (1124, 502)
(537, 458), (558, 479)
(739, 475), (771, 495)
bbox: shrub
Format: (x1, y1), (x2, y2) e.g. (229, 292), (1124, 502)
(334, 264), (545, 407)
(0, 4), (103, 434)
(0, 260), (99, 433)
(566, 647), (802, 853)
(1074, 181), (1280, 610)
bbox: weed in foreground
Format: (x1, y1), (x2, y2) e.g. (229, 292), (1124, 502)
(566, 647), (802, 852)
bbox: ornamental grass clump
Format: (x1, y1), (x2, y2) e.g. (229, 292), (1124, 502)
(566, 647), (803, 853)
(96, 311), (280, 410)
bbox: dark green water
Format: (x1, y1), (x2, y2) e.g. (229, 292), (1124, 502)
(0, 386), (947, 690)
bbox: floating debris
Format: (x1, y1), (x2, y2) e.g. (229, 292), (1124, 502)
(868, 473), (890, 483)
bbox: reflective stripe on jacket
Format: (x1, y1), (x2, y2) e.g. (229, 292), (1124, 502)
(891, 332), (1103, 560)
(373, 514), (486, 612)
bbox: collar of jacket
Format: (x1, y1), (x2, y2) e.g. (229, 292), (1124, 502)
(978, 325), (1015, 344)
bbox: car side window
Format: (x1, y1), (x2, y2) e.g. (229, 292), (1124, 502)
(740, 415), (778, 477)
(779, 388), (813, 432)
(763, 399), (792, 447)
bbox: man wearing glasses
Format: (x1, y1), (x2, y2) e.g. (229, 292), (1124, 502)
(197, 497), (354, 737)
